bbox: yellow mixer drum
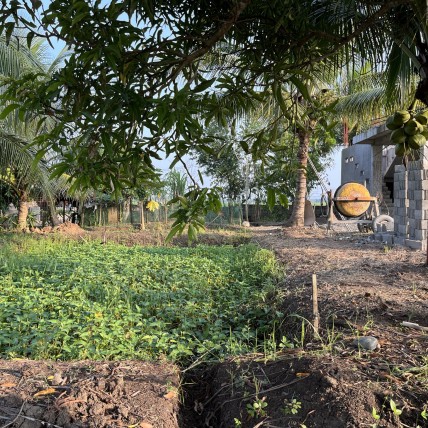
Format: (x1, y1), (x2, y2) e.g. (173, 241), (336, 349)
(334, 182), (371, 218)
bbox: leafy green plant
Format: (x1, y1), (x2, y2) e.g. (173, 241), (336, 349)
(26, 212), (37, 229)
(279, 336), (295, 350)
(282, 398), (302, 415)
(0, 236), (283, 363)
(246, 397), (268, 418)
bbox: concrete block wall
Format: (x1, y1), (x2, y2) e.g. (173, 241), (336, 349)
(394, 146), (428, 251)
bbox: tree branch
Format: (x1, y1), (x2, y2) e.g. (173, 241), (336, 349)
(169, 0), (251, 81)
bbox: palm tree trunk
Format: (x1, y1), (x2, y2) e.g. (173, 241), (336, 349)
(17, 191), (29, 231)
(288, 127), (311, 227)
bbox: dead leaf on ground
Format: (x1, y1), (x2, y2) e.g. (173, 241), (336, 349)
(33, 387), (57, 397)
(0, 382), (17, 388)
(163, 390), (178, 399)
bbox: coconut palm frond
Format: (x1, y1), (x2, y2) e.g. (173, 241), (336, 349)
(48, 46), (71, 74)
(0, 30), (72, 211)
(0, 134), (51, 194)
(335, 87), (388, 122)
(0, 33), (46, 76)
(385, 41), (417, 108)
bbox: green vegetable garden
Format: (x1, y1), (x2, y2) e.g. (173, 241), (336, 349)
(0, 235), (282, 362)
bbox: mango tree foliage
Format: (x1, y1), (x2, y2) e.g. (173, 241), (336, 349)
(0, 0), (422, 232)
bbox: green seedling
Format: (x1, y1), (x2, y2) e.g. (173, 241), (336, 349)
(389, 399), (402, 417)
(246, 397), (268, 418)
(282, 398), (302, 415)
(371, 407), (381, 426)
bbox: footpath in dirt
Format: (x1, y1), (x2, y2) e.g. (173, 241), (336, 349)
(1, 225), (427, 427)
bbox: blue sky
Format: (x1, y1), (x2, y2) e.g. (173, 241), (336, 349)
(309, 147), (342, 202)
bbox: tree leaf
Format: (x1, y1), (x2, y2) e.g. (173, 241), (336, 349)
(26, 31), (35, 49)
(193, 78), (215, 93)
(33, 388), (57, 398)
(267, 188), (275, 211)
(289, 75), (310, 100)
(278, 193), (288, 208)
(0, 103), (21, 120)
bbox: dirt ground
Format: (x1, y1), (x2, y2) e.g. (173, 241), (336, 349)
(1, 224), (427, 427)
(190, 226), (428, 428)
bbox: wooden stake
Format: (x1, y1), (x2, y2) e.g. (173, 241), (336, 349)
(312, 274), (319, 336)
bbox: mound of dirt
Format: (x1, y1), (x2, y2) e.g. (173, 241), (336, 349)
(0, 360), (180, 428)
(52, 222), (86, 235)
(32, 222), (86, 236)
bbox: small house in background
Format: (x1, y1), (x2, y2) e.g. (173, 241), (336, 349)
(341, 123), (428, 250)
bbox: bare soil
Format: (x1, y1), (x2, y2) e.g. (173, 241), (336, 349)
(2, 224), (427, 427)
(189, 226), (428, 427)
(0, 360), (179, 428)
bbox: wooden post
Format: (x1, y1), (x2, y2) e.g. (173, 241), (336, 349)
(312, 274), (319, 336)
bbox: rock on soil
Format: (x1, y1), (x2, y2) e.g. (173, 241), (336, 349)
(353, 336), (379, 350)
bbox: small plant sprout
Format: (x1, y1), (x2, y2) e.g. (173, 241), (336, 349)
(389, 399), (402, 417)
(234, 418), (242, 427)
(246, 397), (268, 418)
(282, 398), (302, 415)
(279, 336), (295, 350)
(421, 406), (427, 420)
(371, 406), (381, 427)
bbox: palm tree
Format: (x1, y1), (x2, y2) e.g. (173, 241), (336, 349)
(0, 32), (69, 230)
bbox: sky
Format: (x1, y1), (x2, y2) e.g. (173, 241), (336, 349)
(309, 147), (342, 202)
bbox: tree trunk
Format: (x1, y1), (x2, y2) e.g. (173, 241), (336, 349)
(47, 196), (60, 226)
(288, 127), (312, 227)
(17, 191), (29, 231)
(228, 200), (233, 224)
(244, 158), (250, 222)
(78, 198), (85, 226)
(343, 120), (349, 147)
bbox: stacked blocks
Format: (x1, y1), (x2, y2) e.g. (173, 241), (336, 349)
(394, 145), (428, 250)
